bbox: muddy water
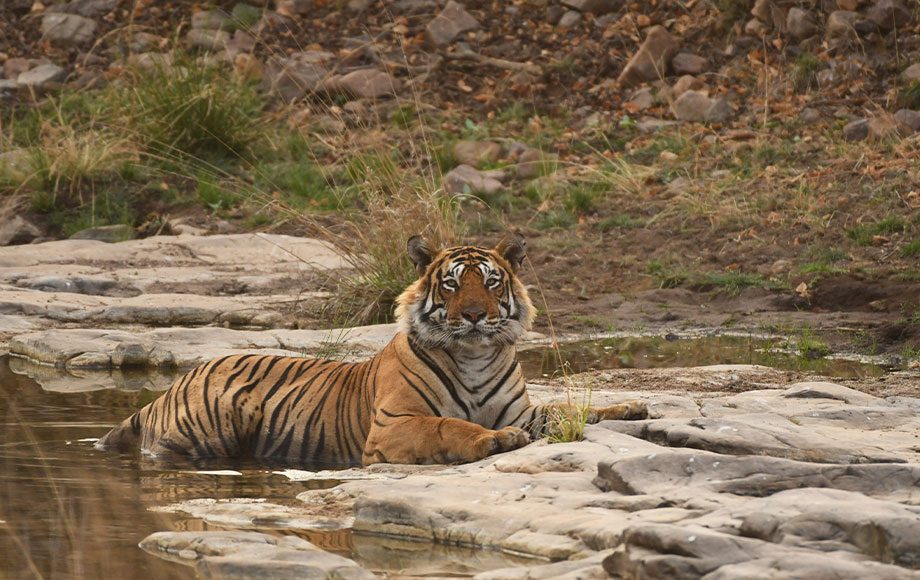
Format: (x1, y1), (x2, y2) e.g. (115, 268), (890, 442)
(0, 355), (539, 579)
(519, 335), (892, 380)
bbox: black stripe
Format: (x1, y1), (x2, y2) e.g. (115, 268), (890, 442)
(408, 340), (469, 417)
(400, 371), (442, 416)
(476, 362), (519, 407)
(491, 386), (527, 429)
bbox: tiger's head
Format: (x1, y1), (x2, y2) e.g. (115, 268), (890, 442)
(395, 234), (537, 350)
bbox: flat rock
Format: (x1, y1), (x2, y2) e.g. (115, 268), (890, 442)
(140, 531), (376, 579)
(9, 323), (398, 371)
(16, 64), (67, 90)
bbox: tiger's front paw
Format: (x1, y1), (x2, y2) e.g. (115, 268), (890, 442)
(473, 426), (531, 459)
(596, 400), (649, 421)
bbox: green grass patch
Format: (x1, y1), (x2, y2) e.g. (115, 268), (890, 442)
(902, 238), (920, 258)
(598, 212), (643, 230)
(693, 271), (783, 295)
(847, 216), (909, 246)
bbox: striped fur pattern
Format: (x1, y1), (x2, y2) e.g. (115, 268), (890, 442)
(97, 234), (648, 466)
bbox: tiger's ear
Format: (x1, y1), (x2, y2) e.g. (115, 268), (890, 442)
(496, 233), (527, 272)
(407, 235), (434, 274)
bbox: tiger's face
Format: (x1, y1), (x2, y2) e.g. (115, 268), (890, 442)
(395, 235), (537, 350)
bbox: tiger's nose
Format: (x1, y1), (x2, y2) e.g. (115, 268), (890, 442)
(462, 307), (486, 323)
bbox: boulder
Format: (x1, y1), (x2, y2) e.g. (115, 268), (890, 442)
(3, 57), (31, 80)
(901, 62), (920, 83)
(826, 10), (862, 40)
(786, 7), (818, 40)
(264, 57), (328, 101)
(671, 74), (704, 98)
(617, 25), (679, 88)
(867, 114), (913, 141)
(0, 215), (43, 246)
(191, 8), (233, 30)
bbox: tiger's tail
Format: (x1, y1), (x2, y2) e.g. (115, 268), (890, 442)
(94, 404), (152, 452)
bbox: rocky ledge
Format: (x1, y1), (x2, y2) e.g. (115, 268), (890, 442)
(140, 379), (920, 579)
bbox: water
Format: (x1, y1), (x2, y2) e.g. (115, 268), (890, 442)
(519, 334), (893, 380)
(0, 355), (538, 579)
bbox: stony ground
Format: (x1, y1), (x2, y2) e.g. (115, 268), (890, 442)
(2, 0), (919, 362)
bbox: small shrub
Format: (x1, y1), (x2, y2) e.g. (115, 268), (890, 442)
(535, 208), (577, 230)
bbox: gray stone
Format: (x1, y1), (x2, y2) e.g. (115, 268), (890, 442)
(41, 13), (97, 46)
(843, 118), (869, 142)
(264, 58), (327, 102)
(867, 0), (911, 30)
(322, 69), (401, 99)
(705, 97), (734, 123)
(444, 164), (505, 196)
(893, 108), (920, 132)
(800, 107), (823, 123)
(16, 64), (67, 90)
(3, 57), (30, 80)
(516, 148), (558, 180)
(673, 90), (710, 122)
(0, 216), (42, 246)
(786, 7), (818, 40)
(626, 86), (656, 110)
(47, 0), (116, 17)
(111, 342), (149, 367)
(560, 0), (622, 13)
(671, 74), (704, 98)
(68, 224), (135, 243)
(557, 10), (582, 27)
(276, 0), (312, 15)
(186, 29), (231, 51)
(453, 140), (502, 167)
(744, 18), (769, 36)
(671, 53), (707, 75)
(425, 1), (479, 47)
(0, 79), (17, 96)
(191, 9), (233, 30)
(867, 114), (913, 141)
(827, 10), (862, 40)
(617, 25), (679, 88)
(901, 62), (920, 83)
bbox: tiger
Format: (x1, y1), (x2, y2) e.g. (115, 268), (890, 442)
(96, 234), (648, 466)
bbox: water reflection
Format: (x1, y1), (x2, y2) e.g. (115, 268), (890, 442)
(0, 355), (194, 580)
(519, 335), (892, 380)
(0, 356), (541, 579)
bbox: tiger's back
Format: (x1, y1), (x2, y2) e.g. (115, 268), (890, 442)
(99, 352), (380, 465)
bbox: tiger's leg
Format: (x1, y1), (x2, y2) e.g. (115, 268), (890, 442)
(513, 400), (649, 437)
(363, 416), (530, 465)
